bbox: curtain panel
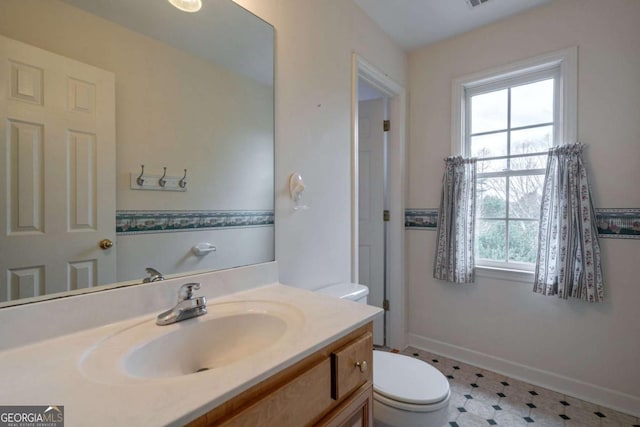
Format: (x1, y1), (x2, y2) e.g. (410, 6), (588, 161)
(534, 143), (604, 302)
(434, 156), (477, 283)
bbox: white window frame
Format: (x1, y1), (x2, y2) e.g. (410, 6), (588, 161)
(451, 47), (578, 282)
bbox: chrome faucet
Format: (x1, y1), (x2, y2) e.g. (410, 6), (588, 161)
(156, 283), (207, 326)
(143, 267), (164, 283)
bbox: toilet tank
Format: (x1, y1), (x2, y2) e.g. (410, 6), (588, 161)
(315, 283), (369, 304)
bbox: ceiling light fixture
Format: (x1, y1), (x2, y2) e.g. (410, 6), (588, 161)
(167, 0), (202, 13)
(465, 0), (491, 8)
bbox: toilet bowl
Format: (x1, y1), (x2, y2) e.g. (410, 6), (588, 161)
(373, 351), (450, 427)
(314, 283), (451, 427)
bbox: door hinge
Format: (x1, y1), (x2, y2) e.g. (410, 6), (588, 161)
(383, 120), (390, 132)
(383, 299), (390, 311)
(383, 210), (390, 222)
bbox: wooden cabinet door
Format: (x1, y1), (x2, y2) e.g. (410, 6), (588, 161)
(317, 384), (373, 427)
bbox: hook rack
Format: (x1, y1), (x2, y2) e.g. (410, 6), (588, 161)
(130, 166), (188, 192)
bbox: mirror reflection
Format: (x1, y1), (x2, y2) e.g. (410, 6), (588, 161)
(0, 0), (274, 307)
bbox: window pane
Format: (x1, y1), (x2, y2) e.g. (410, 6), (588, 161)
(508, 220), (539, 263)
(511, 79), (554, 128)
(508, 175), (544, 219)
(511, 125), (553, 155)
(471, 89), (507, 134)
(477, 220), (506, 261)
(477, 178), (506, 218)
(511, 155), (547, 171)
(471, 132), (507, 159)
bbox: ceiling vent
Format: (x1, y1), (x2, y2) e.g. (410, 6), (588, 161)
(465, 0), (491, 8)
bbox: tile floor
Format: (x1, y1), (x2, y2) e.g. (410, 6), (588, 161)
(384, 347), (639, 427)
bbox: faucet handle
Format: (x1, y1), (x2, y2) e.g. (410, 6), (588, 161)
(178, 282), (200, 301)
(143, 267), (164, 283)
(146, 267), (161, 275)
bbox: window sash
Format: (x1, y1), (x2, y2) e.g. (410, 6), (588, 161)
(477, 168), (546, 179)
(466, 69), (559, 270)
(476, 258), (535, 272)
(470, 122), (554, 138)
(463, 67), (561, 159)
(464, 67), (560, 99)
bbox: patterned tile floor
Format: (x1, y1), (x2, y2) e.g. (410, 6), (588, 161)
(385, 347), (639, 427)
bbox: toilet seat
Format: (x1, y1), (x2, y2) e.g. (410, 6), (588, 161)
(373, 351), (450, 411)
(374, 389), (450, 413)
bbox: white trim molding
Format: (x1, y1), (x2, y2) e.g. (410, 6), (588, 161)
(408, 333), (640, 418)
(351, 53), (407, 350)
(475, 266), (534, 284)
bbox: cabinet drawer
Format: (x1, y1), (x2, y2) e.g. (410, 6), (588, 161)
(331, 332), (372, 400)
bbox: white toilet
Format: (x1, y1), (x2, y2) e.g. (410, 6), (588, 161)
(315, 283), (451, 427)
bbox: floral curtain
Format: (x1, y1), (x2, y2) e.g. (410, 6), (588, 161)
(434, 156), (477, 283)
(534, 143), (604, 302)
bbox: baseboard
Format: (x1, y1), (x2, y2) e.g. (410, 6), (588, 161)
(407, 333), (640, 418)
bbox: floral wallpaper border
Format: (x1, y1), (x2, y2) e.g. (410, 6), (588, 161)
(116, 210), (274, 235)
(405, 208), (640, 239)
(595, 208), (640, 239)
(405, 209), (439, 229)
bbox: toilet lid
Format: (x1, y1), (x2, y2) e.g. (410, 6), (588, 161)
(373, 351), (450, 405)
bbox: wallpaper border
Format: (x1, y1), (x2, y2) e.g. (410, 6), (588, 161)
(405, 208), (439, 230)
(405, 208), (640, 239)
(595, 208), (640, 239)
(116, 210), (274, 235)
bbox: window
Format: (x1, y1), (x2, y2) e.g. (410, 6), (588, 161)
(467, 71), (556, 271)
(453, 49), (577, 274)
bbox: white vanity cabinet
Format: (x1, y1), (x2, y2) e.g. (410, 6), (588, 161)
(187, 323), (374, 427)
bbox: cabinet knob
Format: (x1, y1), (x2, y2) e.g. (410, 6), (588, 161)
(354, 360), (368, 373)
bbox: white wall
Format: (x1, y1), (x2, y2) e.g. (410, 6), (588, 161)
(407, 0), (640, 415)
(233, 0), (407, 288)
(117, 228), (273, 281)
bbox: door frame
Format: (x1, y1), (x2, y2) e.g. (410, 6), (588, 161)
(351, 53), (406, 350)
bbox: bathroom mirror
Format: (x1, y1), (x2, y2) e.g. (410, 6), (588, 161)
(0, 0), (274, 307)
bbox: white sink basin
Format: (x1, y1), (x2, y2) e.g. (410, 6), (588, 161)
(80, 300), (304, 384)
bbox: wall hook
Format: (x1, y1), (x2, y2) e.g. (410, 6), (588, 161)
(179, 169), (188, 189)
(159, 167), (167, 187)
(136, 165), (145, 186)
(289, 172), (309, 210)
(289, 172), (305, 202)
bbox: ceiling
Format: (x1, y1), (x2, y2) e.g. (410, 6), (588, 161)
(353, 0), (554, 51)
(61, 0), (273, 85)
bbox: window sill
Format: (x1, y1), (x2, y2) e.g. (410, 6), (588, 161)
(475, 266), (534, 284)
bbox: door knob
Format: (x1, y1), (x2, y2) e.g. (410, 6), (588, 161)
(99, 239), (113, 250)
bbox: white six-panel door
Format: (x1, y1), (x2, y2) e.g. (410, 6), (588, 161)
(0, 35), (115, 303)
(358, 98), (385, 346)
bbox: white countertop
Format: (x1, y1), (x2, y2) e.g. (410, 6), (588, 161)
(0, 284), (381, 426)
